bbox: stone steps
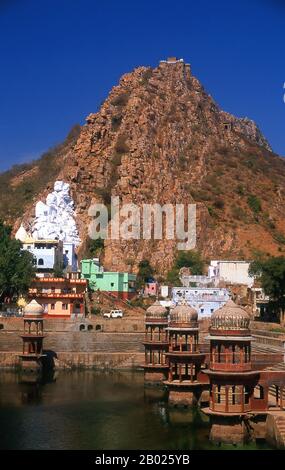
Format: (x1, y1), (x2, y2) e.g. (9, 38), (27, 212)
(0, 330), (145, 353)
(252, 333), (285, 350)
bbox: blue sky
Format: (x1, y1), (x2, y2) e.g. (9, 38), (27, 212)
(0, 0), (285, 171)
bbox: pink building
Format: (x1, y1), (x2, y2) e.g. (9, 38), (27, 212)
(144, 282), (158, 296)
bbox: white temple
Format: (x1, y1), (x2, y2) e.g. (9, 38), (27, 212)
(30, 181), (80, 246)
(15, 224), (28, 243)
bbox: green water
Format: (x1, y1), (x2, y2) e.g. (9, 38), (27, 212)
(0, 370), (272, 450)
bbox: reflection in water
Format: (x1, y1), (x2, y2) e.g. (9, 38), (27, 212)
(0, 370), (272, 450)
(18, 369), (57, 405)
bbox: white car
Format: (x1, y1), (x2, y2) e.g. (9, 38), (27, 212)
(103, 309), (124, 319)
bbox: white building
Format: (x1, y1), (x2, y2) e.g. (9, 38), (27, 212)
(15, 180), (80, 273)
(22, 237), (63, 272)
(172, 287), (230, 318)
(209, 260), (254, 287)
(63, 242), (78, 272)
(160, 285), (169, 298)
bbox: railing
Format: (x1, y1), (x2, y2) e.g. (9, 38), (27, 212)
(210, 352), (252, 371)
(29, 292), (84, 299)
(169, 344), (200, 353)
(210, 402), (251, 413)
(251, 353), (284, 364)
(173, 295), (228, 302)
(210, 362), (252, 371)
(34, 277), (87, 284)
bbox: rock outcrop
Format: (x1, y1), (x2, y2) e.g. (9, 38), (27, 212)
(5, 57), (285, 276)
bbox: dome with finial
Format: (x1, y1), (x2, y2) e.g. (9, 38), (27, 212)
(169, 300), (198, 328)
(24, 299), (44, 318)
(15, 224), (28, 243)
(210, 299), (250, 336)
(145, 300), (168, 321)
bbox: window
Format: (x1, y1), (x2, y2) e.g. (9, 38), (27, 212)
(254, 385), (264, 400)
(38, 258), (44, 266)
(110, 282), (114, 287)
(62, 304), (68, 310)
(201, 308), (204, 313)
(211, 308), (214, 313)
(51, 304), (55, 310)
(244, 386), (250, 404)
(215, 385), (226, 404)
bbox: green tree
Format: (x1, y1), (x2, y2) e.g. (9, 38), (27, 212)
(249, 256), (285, 301)
(53, 260), (64, 278)
(84, 236), (104, 258)
(166, 268), (181, 286)
(247, 194), (262, 214)
(249, 256), (285, 322)
(166, 250), (205, 287)
(0, 221), (36, 302)
(136, 259), (154, 288)
(175, 250), (205, 274)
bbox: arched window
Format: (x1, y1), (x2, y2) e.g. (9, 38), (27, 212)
(0, 324), (3, 330)
(79, 324), (85, 331)
(254, 385), (264, 400)
(38, 258), (44, 266)
(87, 325), (93, 331)
(95, 324), (102, 331)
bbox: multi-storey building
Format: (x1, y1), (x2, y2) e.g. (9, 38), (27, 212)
(81, 258), (136, 300)
(172, 287), (230, 318)
(164, 301), (208, 406)
(19, 299), (46, 371)
(28, 276), (87, 318)
(22, 237), (63, 273)
(202, 300), (285, 445)
(143, 301), (169, 383)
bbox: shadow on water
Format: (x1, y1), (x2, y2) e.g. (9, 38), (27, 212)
(0, 370), (274, 450)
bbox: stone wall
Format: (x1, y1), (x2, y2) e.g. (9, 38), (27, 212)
(0, 316), (145, 370)
(0, 351), (145, 370)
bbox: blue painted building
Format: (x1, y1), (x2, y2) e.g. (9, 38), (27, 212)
(172, 287), (230, 318)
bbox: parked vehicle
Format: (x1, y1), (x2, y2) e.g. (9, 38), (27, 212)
(103, 309), (124, 319)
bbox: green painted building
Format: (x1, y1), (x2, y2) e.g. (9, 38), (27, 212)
(81, 258), (136, 300)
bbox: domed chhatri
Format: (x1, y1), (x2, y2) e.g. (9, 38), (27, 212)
(24, 299), (44, 317)
(19, 299), (46, 373)
(210, 299), (250, 335)
(143, 300), (169, 383)
(170, 300), (198, 328)
(146, 301), (168, 320)
(165, 300), (206, 406)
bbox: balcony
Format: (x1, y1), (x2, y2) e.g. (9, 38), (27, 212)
(210, 352), (251, 371)
(210, 362), (252, 372)
(28, 292), (84, 299)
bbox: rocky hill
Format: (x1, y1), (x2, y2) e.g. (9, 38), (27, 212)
(2, 57), (285, 276)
